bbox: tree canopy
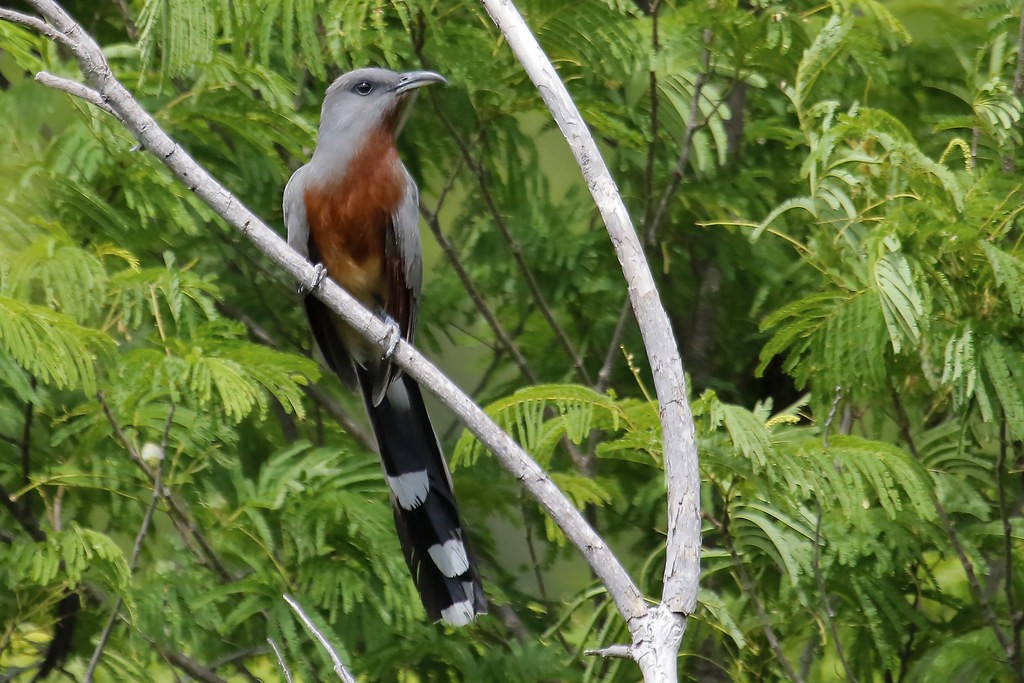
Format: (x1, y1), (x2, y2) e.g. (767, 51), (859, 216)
(1, 0), (1023, 681)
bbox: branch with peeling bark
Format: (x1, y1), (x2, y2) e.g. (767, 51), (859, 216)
(5, 1), (701, 680)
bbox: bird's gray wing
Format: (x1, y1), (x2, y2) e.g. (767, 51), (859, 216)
(388, 167), (422, 342)
(368, 168), (422, 403)
(283, 165), (310, 257)
(284, 164), (358, 391)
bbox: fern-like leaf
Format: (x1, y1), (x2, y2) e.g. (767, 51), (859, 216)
(0, 295), (112, 393)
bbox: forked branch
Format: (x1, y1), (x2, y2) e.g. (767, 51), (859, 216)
(9, 0), (645, 644)
(5, 1), (698, 679)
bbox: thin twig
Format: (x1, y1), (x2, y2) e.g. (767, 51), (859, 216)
(596, 299), (632, 394)
(0, 7), (73, 48)
(426, 153), (598, 495)
(971, 126), (980, 170)
(19, 380), (35, 517)
(418, 150), (539, 383)
(83, 405), (175, 681)
(35, 72), (122, 120)
(641, 0), (663, 228)
(895, 563), (922, 683)
(446, 116), (593, 385)
(823, 385), (843, 449)
(889, 387), (1012, 656)
(0, 469), (80, 680)
(97, 391), (233, 582)
(207, 646), (267, 671)
(158, 648), (229, 683)
(421, 80), (592, 385)
(1014, 8), (1024, 98)
(798, 628), (819, 681)
(584, 644), (633, 659)
(0, 482), (46, 542)
(812, 499), (856, 682)
(49, 486), (65, 531)
(582, 298), (634, 476)
(520, 498), (550, 603)
(645, 30), (713, 248)
(302, 384), (376, 451)
(283, 594), (357, 683)
(420, 200), (538, 384)
(708, 511), (804, 682)
(491, 604), (531, 645)
(1002, 9), (1024, 173)
(232, 662), (261, 683)
(440, 311), (530, 444)
(111, 0), (137, 40)
(267, 638), (293, 683)
(997, 421), (1022, 679)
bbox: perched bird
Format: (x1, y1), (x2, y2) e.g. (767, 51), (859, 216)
(283, 67), (486, 626)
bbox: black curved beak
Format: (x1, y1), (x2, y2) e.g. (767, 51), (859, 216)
(393, 70), (447, 95)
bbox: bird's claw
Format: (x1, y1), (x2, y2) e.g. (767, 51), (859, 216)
(380, 317), (402, 361)
(298, 263), (328, 295)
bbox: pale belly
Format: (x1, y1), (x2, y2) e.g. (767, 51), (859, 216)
(323, 249), (386, 363)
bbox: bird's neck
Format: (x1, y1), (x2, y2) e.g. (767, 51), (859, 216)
(307, 112), (399, 188)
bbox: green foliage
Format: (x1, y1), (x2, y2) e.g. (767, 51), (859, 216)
(0, 295), (113, 394)
(453, 383), (633, 469)
(2, 0), (1023, 681)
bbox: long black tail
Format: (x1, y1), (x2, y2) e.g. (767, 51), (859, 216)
(357, 369), (487, 626)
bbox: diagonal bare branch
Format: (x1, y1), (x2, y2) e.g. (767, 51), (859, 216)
(267, 637), (294, 683)
(283, 594), (357, 683)
(0, 7), (73, 47)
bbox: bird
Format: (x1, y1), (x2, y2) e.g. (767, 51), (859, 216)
(283, 67), (487, 626)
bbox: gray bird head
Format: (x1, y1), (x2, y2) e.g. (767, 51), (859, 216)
(319, 67), (446, 138)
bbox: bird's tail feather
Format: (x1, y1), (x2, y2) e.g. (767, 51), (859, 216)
(357, 369), (487, 626)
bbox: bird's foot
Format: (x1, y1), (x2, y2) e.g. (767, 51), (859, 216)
(298, 263), (328, 295)
(380, 317), (402, 361)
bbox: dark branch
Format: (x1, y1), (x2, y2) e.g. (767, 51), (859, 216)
(98, 391), (233, 582)
(425, 90), (593, 385)
(0, 481), (46, 543)
(889, 386), (1012, 656)
(84, 405), (176, 681)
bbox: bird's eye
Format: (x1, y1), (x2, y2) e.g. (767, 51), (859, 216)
(353, 81), (374, 96)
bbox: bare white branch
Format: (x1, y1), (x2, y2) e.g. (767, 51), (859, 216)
(585, 644), (634, 659)
(267, 637), (294, 683)
(0, 7), (73, 47)
(476, 0), (700, 679)
(282, 594), (356, 683)
(35, 71), (121, 121)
